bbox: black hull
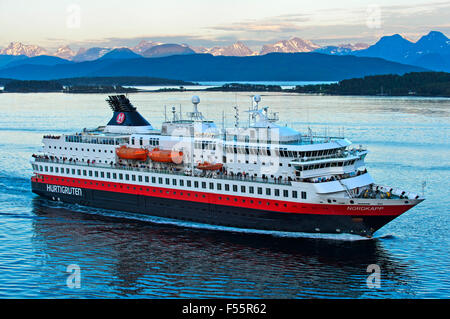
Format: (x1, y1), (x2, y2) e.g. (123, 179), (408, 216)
(32, 181), (396, 237)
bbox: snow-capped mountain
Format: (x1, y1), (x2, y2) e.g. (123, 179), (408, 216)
(260, 37), (320, 55)
(141, 44), (195, 58)
(0, 42), (49, 57)
(131, 40), (163, 54)
(314, 43), (369, 55)
(72, 47), (112, 62)
(355, 34), (415, 62)
(54, 45), (76, 60)
(414, 31), (450, 55)
(99, 48), (142, 60)
(355, 31), (450, 71)
(198, 42), (254, 56)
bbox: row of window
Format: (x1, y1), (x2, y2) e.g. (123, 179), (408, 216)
(48, 145), (114, 154)
(227, 158), (291, 167)
(33, 164), (307, 200)
(64, 135), (123, 145)
(297, 159), (358, 171)
(131, 137), (160, 146)
(224, 145), (342, 158)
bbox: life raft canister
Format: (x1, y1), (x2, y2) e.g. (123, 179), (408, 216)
(116, 145), (148, 161)
(196, 162), (223, 171)
(148, 148), (183, 164)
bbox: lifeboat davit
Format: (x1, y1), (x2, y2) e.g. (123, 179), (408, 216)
(196, 162), (223, 171)
(116, 146), (148, 161)
(149, 148), (183, 164)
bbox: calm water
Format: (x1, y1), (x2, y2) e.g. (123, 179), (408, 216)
(0, 92), (448, 298)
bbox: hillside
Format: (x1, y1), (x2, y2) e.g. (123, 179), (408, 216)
(0, 53), (426, 81)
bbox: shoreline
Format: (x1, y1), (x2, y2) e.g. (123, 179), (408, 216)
(1, 88), (449, 98)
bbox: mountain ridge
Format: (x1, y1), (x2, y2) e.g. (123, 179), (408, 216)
(0, 52), (426, 81)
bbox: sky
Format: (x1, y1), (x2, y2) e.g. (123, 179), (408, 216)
(0, 0), (449, 51)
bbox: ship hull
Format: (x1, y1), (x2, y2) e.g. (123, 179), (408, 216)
(31, 178), (418, 237)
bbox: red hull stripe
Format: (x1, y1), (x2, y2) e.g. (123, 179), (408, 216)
(32, 175), (412, 216)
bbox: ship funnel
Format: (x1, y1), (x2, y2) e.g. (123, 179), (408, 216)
(104, 95), (154, 133)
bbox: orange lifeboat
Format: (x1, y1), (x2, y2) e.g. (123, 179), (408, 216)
(148, 148), (183, 164)
(196, 162), (223, 171)
(116, 146), (148, 161)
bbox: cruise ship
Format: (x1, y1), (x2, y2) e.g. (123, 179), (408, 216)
(31, 95), (424, 237)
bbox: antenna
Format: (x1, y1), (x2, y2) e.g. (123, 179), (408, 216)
(253, 95), (261, 110)
(222, 110), (225, 133)
(172, 106), (176, 122)
(234, 105), (239, 128)
(189, 95), (203, 121)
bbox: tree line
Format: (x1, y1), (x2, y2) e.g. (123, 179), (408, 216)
(290, 72), (450, 97)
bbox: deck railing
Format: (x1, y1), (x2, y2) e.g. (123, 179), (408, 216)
(32, 156), (292, 186)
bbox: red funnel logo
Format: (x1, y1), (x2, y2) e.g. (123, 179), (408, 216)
(116, 112), (125, 124)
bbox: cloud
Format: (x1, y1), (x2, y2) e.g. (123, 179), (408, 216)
(203, 1), (450, 46)
(15, 1), (450, 51)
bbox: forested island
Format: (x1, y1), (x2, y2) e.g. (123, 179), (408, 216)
(56, 76), (196, 86)
(2, 80), (139, 93)
(63, 85), (139, 93)
(0, 76), (196, 93)
(1, 72), (448, 97)
(289, 72), (450, 97)
(205, 83), (283, 92)
(4, 80), (63, 92)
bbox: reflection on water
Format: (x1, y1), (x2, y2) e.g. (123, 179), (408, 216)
(30, 198), (414, 298)
(0, 91), (448, 298)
